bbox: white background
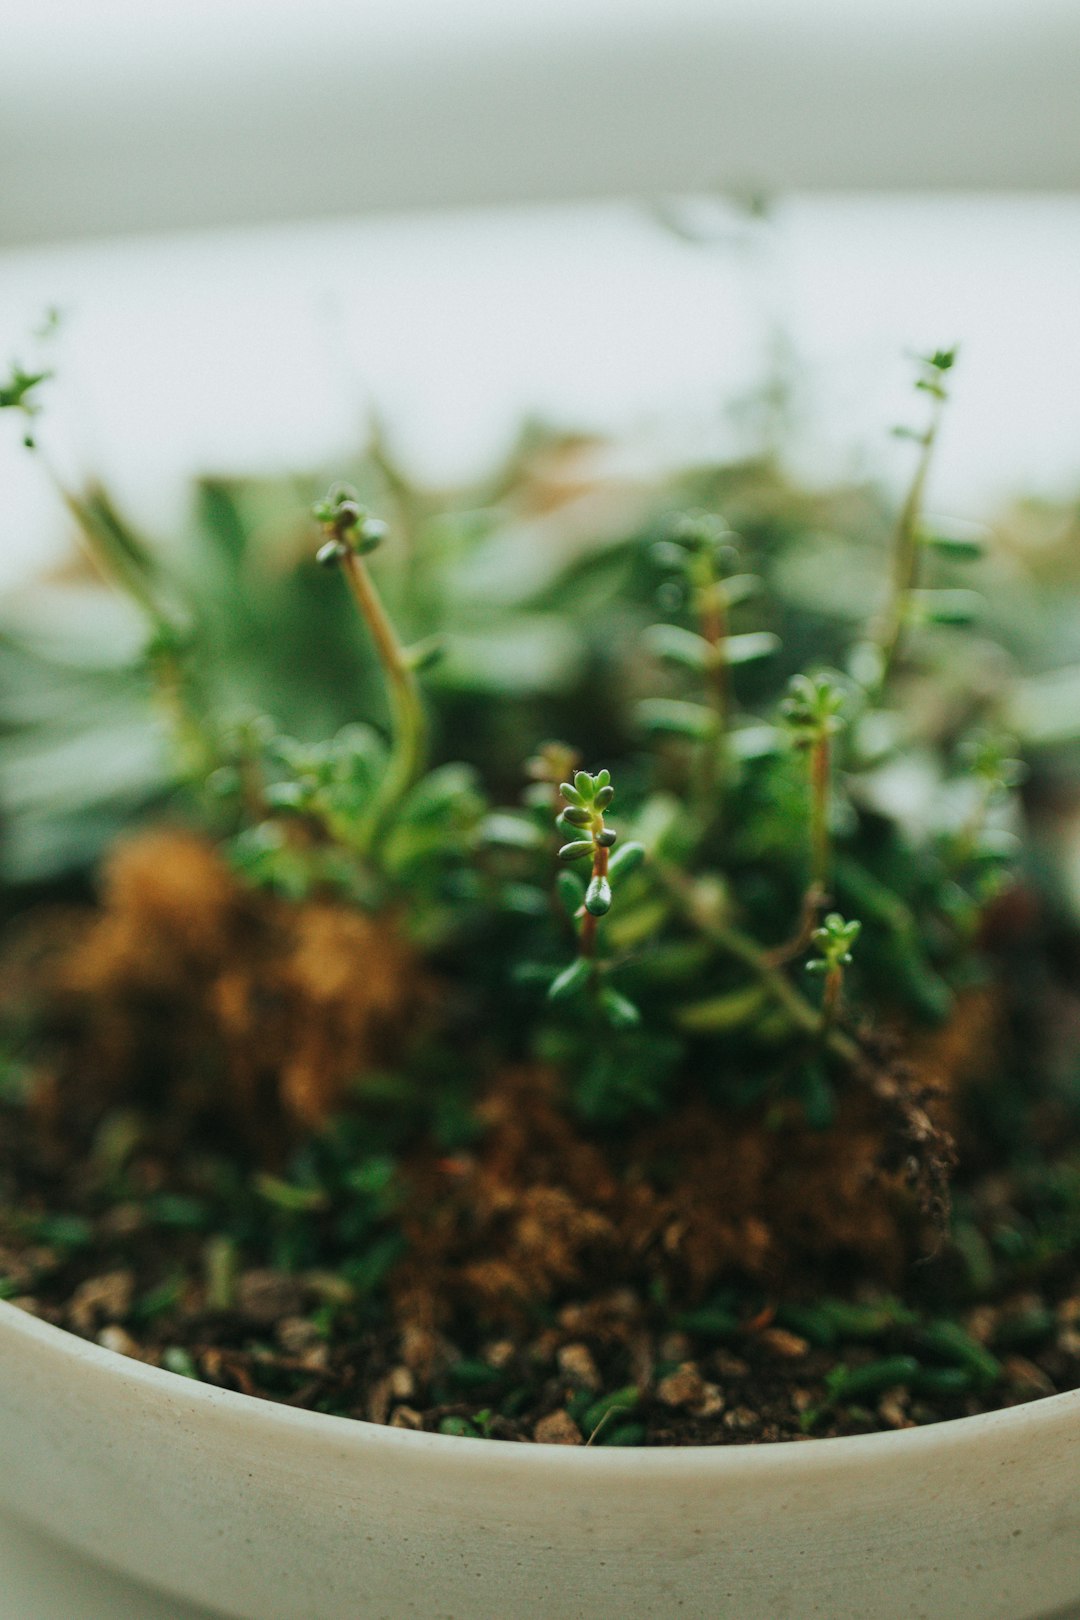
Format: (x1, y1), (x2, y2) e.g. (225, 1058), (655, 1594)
(6, 196), (1080, 593)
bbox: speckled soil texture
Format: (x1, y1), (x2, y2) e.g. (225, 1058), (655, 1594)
(2, 1093), (1078, 1445)
(1, 832), (1078, 1445)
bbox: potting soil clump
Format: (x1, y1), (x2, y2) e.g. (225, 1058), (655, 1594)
(2, 825), (1077, 1445)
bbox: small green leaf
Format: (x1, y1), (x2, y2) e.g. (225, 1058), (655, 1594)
(344, 1232), (405, 1296)
(671, 510), (729, 553)
(0, 365), (51, 413)
(145, 1194), (207, 1230)
(500, 883), (548, 916)
(644, 623), (712, 671)
(585, 875), (612, 915)
(916, 1322), (1001, 1388)
(599, 988), (642, 1029)
(483, 814), (545, 850)
(675, 1304), (739, 1337)
(401, 763), (478, 821)
(162, 1347), (200, 1380)
(316, 539), (346, 568)
(556, 868), (587, 916)
(908, 588), (981, 626)
(548, 957), (592, 1002)
(912, 1366), (973, 1397)
(651, 539), (690, 569)
(921, 517), (987, 561)
(637, 699), (715, 741)
(809, 913), (861, 972)
(728, 724), (782, 760)
(352, 518), (388, 555)
(206, 765), (243, 802)
(29, 1214), (93, 1250)
(559, 804), (592, 828)
(582, 1386), (640, 1432)
(254, 1174), (328, 1213)
(513, 961), (559, 987)
(970, 828), (1021, 864)
(600, 1422), (647, 1447)
(265, 781), (311, 813)
(721, 573), (761, 606)
(607, 841), (645, 880)
(438, 1415), (477, 1437)
(675, 983), (769, 1033)
(780, 672), (848, 741)
(722, 630), (780, 665)
(825, 1356), (920, 1404)
(406, 635), (445, 671)
(558, 839), (594, 862)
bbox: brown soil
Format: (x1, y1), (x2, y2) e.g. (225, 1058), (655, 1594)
(1, 829), (1078, 1444)
(392, 1061), (949, 1340)
(28, 829), (423, 1159)
(1, 1105), (1077, 1446)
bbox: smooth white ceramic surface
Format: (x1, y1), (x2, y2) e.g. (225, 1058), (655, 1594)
(1, 1301), (1078, 1620)
(5, 0), (1080, 244)
(0, 1510), (220, 1620)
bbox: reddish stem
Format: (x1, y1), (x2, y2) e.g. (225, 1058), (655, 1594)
(579, 843), (609, 959)
(821, 964), (843, 1025)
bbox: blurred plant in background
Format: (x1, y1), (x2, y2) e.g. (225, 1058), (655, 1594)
(0, 348), (1037, 1142)
(5, 344), (1080, 1445)
(6, 351), (1065, 893)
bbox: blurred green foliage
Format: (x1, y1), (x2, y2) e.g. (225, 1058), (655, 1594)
(3, 351), (1077, 1130)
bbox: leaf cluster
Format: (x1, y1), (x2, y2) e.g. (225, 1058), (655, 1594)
(0, 353), (1041, 1135)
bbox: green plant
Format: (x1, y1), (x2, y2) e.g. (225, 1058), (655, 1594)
(10, 337), (1080, 1450)
(806, 912), (861, 1032)
(547, 768), (646, 1030)
(0, 346), (1028, 1155)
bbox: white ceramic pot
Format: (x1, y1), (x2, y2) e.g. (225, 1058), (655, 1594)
(0, 1299), (1078, 1620)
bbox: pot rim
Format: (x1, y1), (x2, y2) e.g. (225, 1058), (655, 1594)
(5, 1296), (1079, 1478)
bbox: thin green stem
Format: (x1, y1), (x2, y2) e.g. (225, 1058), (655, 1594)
(367, 417), (431, 611)
(767, 731), (831, 966)
(820, 964), (844, 1030)
(692, 553), (728, 821)
(340, 549), (427, 849)
(809, 732), (831, 895)
(150, 644), (218, 781)
(873, 390), (946, 688)
(951, 777), (996, 870)
(579, 842), (609, 964)
(656, 862), (860, 1067)
(48, 471), (218, 782)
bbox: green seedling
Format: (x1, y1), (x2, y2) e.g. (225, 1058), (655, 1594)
(548, 770), (645, 1028)
(807, 913), (862, 1029)
(315, 486), (429, 851)
(773, 672), (849, 960)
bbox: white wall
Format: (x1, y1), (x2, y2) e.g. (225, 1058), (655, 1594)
(4, 0), (1080, 244)
(4, 196), (1080, 591)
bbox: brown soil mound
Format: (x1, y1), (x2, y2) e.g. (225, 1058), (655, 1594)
(33, 828), (421, 1158)
(8, 827), (986, 1334)
(393, 1048), (965, 1336)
